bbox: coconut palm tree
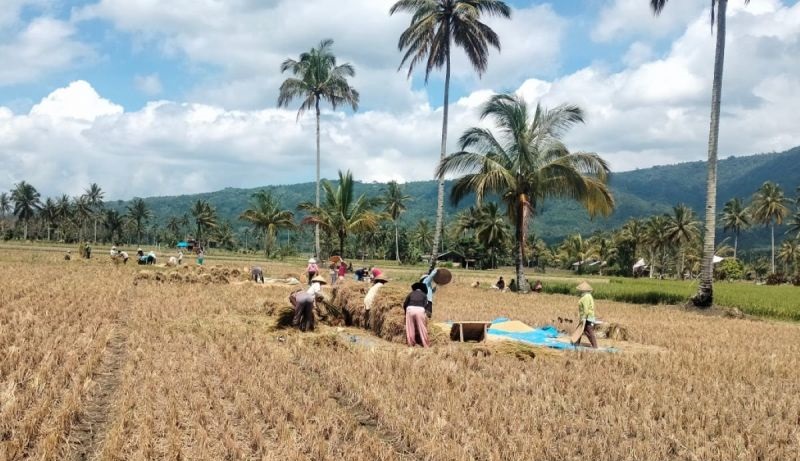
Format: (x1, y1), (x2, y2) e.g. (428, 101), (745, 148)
(40, 198), (59, 241)
(750, 181), (790, 274)
(240, 190), (296, 258)
(84, 183), (104, 243)
(212, 221), (237, 251)
(413, 219), (434, 254)
(436, 94), (614, 290)
(104, 209), (124, 244)
(720, 197), (750, 259)
(126, 198), (151, 245)
(0, 192), (11, 234)
(390, 0), (511, 271)
(73, 195), (93, 241)
(191, 200), (218, 243)
(665, 204), (700, 278)
(777, 238), (799, 275)
(381, 181), (411, 263)
(787, 211), (800, 241)
(475, 202), (510, 269)
(278, 39), (359, 258)
(645, 215), (671, 278)
(651, 0), (750, 305)
(559, 234), (597, 274)
(11, 181), (42, 240)
(298, 170), (384, 258)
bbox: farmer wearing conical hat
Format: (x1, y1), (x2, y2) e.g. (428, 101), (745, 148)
(574, 281), (598, 348)
(403, 281), (431, 347)
(291, 275), (328, 332)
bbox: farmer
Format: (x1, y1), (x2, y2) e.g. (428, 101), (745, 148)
(292, 275), (327, 331)
(306, 258), (319, 285)
(364, 273), (388, 327)
(532, 280), (543, 293)
(419, 268), (438, 318)
(403, 282), (430, 347)
(370, 267), (383, 280)
(329, 262), (337, 284)
(354, 267), (367, 281)
(119, 250), (129, 264)
(337, 260), (347, 281)
(110, 246), (118, 257)
(495, 276), (505, 291)
(573, 281), (598, 349)
(84, 243), (92, 259)
(177, 250), (183, 265)
(251, 266), (264, 283)
(196, 248), (205, 265)
(64, 250), (71, 261)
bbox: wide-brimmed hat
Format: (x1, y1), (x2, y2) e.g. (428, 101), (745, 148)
(373, 274), (389, 283)
(308, 257), (317, 264)
(576, 281), (593, 292)
(411, 282), (428, 294)
(311, 275), (328, 285)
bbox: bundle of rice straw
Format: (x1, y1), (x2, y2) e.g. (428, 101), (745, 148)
(272, 306), (296, 329)
(332, 281), (368, 326)
(168, 272), (184, 283)
(596, 323), (630, 341)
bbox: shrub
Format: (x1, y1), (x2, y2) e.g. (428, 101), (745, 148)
(716, 259), (745, 281)
(765, 273), (787, 285)
(792, 274), (800, 287)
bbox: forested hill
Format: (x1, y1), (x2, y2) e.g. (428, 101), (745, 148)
(110, 146), (800, 245)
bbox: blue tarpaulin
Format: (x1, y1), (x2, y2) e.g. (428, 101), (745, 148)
(487, 318), (578, 350)
(177, 241), (189, 248)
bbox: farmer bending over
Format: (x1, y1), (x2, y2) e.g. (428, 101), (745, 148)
(403, 282), (430, 347)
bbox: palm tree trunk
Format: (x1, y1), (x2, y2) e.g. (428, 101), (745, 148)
(314, 97), (322, 258)
(429, 49), (451, 272)
(94, 218), (98, 243)
(394, 222), (400, 263)
(692, 0), (727, 308)
(339, 231), (346, 260)
(515, 200), (528, 292)
(24, 220), (28, 240)
(771, 222), (775, 274)
(649, 248), (655, 279)
(265, 229), (270, 257)
(734, 231), (738, 259)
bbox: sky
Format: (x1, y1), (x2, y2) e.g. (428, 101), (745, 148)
(1, 0), (799, 200)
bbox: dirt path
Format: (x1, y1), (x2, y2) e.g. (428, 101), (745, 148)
(65, 325), (128, 461)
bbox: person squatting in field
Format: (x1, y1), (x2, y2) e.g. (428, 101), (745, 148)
(251, 266), (264, 283)
(403, 281), (430, 347)
(574, 281), (598, 349)
(136, 249), (156, 265)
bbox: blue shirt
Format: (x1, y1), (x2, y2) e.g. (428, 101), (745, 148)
(422, 269), (438, 303)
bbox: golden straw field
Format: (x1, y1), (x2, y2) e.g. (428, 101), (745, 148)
(1, 247), (799, 461)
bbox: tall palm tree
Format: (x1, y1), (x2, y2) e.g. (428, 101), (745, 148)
(104, 209), (124, 244)
(475, 202), (510, 269)
(73, 195), (93, 241)
(620, 218), (646, 261)
(278, 39), (360, 258)
(665, 204), (700, 278)
(84, 183), (104, 243)
(240, 190), (296, 257)
(298, 170), (384, 258)
(559, 234), (597, 274)
(381, 181), (411, 263)
(166, 216), (184, 242)
(720, 197), (750, 259)
(0, 192), (10, 234)
(750, 181), (790, 274)
(390, 0), (512, 271)
(645, 215), (671, 278)
(212, 221), (237, 251)
(651, 0), (750, 305)
(777, 238), (799, 275)
(787, 210), (800, 241)
(11, 181), (42, 240)
(191, 200), (218, 243)
(40, 198), (59, 241)
(413, 219), (434, 254)
(126, 198), (151, 245)
(436, 94), (614, 290)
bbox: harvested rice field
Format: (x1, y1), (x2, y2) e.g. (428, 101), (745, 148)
(1, 247), (800, 460)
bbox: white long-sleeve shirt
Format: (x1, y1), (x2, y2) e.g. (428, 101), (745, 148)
(364, 282), (384, 311)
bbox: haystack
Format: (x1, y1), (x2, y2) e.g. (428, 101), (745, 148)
(168, 272), (183, 283)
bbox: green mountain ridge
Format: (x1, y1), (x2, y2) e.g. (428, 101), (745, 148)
(110, 146), (800, 249)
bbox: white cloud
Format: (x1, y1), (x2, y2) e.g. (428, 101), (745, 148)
(2, 1), (799, 201)
(0, 17), (93, 86)
(30, 80), (122, 121)
(75, 0), (567, 111)
(592, 0), (707, 42)
(133, 73), (163, 96)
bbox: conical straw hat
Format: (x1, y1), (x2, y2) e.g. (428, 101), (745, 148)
(576, 281), (593, 292)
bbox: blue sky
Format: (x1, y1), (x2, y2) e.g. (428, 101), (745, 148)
(1, 0), (799, 199)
